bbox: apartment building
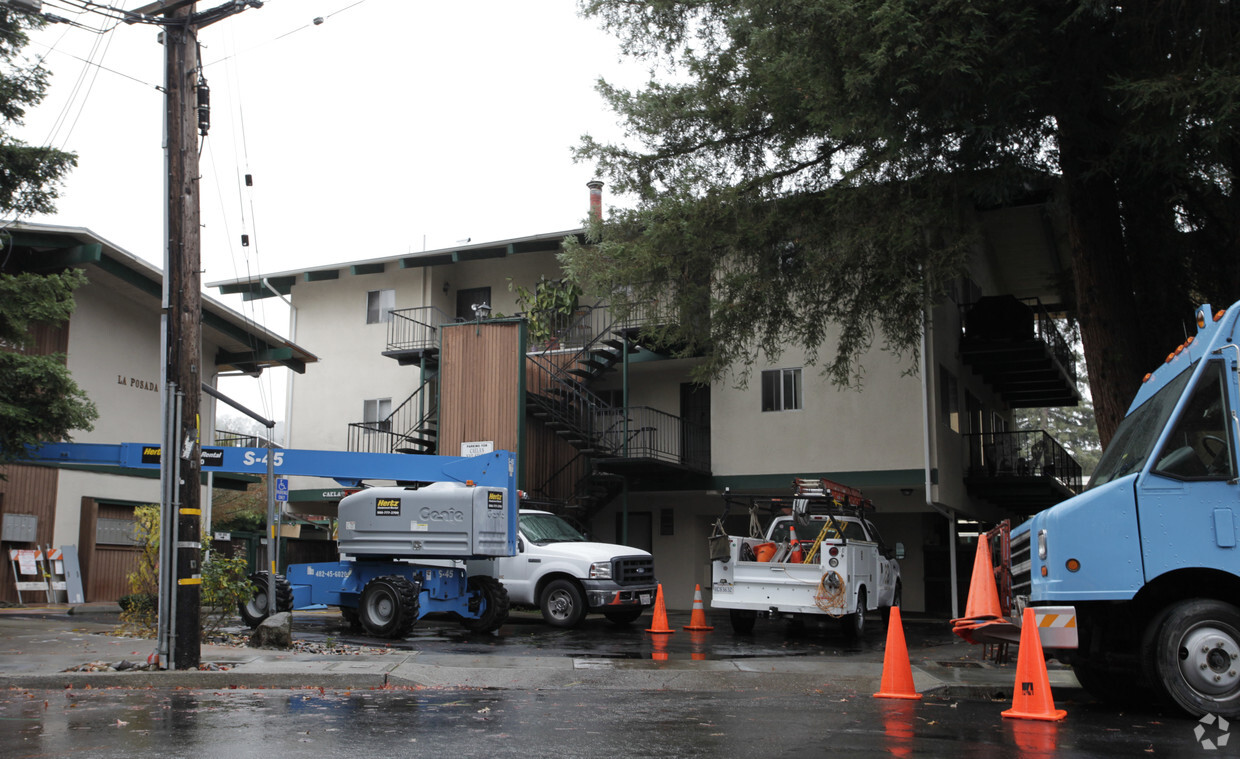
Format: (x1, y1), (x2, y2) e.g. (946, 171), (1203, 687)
(0, 222), (316, 602)
(212, 186), (1082, 616)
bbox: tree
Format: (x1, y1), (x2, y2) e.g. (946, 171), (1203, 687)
(0, 10), (89, 466)
(0, 269), (97, 466)
(566, 0), (1240, 445)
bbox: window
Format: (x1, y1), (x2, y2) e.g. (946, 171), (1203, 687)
(364, 398), (392, 433)
(762, 368), (802, 411)
(939, 366), (959, 432)
(366, 289), (395, 324)
(1152, 361), (1235, 480)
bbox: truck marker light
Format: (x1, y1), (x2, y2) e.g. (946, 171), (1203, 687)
(829, 546), (839, 557)
(1065, 559), (1081, 572)
(1143, 373), (1152, 383)
(1216, 308), (1227, 322)
(1041, 566), (1048, 577)
(1166, 352), (1177, 364)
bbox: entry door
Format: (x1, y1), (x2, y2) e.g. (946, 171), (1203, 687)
(456, 287), (492, 321)
(680, 383), (711, 469)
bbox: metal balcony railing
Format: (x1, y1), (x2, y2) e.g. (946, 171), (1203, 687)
(961, 296), (1077, 384)
(386, 306), (461, 354)
(346, 379), (437, 455)
(214, 430), (279, 448)
(964, 429), (1083, 494)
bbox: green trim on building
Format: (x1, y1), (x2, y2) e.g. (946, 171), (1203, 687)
(351, 263), (385, 275)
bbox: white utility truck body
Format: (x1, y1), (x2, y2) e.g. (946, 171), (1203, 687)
(710, 479), (902, 636)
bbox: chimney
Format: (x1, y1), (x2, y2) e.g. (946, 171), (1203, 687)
(587, 180), (604, 221)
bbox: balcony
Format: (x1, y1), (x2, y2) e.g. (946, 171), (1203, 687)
(960, 296), (1079, 409)
(382, 306), (461, 366)
(964, 430), (1083, 514)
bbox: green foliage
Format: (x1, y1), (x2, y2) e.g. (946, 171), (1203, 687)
(199, 541), (250, 637)
(509, 275), (582, 347)
(120, 506), (161, 635)
(120, 505), (256, 638)
(572, 0), (1240, 433)
(0, 11), (76, 217)
(0, 268), (98, 466)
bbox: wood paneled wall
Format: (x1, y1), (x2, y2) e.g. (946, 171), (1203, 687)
(439, 322), (522, 458)
(0, 465), (60, 603)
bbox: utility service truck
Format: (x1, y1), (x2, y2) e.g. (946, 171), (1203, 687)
(979, 300), (1240, 718)
(710, 478), (902, 637)
(467, 509), (657, 628)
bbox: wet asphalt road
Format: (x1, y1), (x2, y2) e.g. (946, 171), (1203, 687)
(0, 683), (1202, 758)
(0, 608), (1215, 757)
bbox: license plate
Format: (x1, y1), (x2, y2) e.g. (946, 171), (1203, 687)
(640, 594), (651, 605)
(713, 584), (732, 593)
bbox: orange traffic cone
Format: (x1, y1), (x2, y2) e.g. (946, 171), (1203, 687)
(683, 584), (715, 631)
(873, 606), (923, 700)
(788, 524), (804, 564)
(1002, 607), (1067, 721)
(645, 583), (676, 634)
(954, 537), (1003, 622)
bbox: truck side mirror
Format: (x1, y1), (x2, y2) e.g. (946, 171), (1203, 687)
(895, 542), (905, 560)
(517, 537), (525, 553)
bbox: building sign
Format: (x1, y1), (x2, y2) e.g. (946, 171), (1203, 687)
(116, 375), (160, 393)
(461, 441), (494, 457)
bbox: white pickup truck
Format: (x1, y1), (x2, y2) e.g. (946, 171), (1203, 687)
(710, 485), (902, 637)
(467, 509), (657, 628)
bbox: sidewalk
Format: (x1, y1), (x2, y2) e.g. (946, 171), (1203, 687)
(0, 603), (1083, 702)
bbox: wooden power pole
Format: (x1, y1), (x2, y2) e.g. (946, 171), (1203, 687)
(126, 0), (262, 671)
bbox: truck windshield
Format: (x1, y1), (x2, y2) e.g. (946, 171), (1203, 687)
(520, 513), (586, 544)
(1089, 367), (1194, 488)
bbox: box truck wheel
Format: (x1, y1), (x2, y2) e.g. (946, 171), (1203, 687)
(540, 578), (586, 628)
(239, 572), (291, 628)
(1147, 598), (1240, 717)
(461, 575), (510, 633)
(359, 575), (420, 639)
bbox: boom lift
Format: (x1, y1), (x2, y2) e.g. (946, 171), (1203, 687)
(21, 443), (519, 637)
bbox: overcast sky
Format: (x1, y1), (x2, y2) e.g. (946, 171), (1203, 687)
(18, 0), (645, 428)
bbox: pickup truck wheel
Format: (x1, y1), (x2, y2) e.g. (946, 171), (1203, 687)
(730, 609), (757, 634)
(604, 608), (644, 626)
(841, 588), (866, 639)
(359, 575), (420, 639)
(1147, 599), (1240, 717)
(239, 572), (292, 628)
(461, 575), (511, 633)
(881, 583), (902, 625)
(540, 579), (586, 628)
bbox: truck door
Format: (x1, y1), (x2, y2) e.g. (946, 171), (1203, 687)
(1137, 359), (1240, 582)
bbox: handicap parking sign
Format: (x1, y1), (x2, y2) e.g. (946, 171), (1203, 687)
(275, 477), (289, 502)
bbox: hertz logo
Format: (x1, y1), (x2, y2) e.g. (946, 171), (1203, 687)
(375, 498), (401, 517)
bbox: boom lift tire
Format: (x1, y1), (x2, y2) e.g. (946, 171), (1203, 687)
(239, 572), (292, 628)
(461, 575), (511, 633)
(1145, 598), (1240, 717)
(359, 575), (421, 639)
(729, 609), (757, 634)
(340, 606), (362, 631)
(540, 578), (587, 628)
(841, 587), (867, 639)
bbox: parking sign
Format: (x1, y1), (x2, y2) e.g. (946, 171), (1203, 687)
(275, 477), (289, 502)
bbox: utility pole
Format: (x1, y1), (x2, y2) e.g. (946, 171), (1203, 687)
(126, 0), (263, 672)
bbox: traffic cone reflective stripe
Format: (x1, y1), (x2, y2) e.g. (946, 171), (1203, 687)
(873, 605), (923, 700)
(789, 524), (804, 564)
(645, 583), (675, 634)
(1001, 607), (1067, 721)
(953, 537), (1003, 623)
(683, 584), (714, 631)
